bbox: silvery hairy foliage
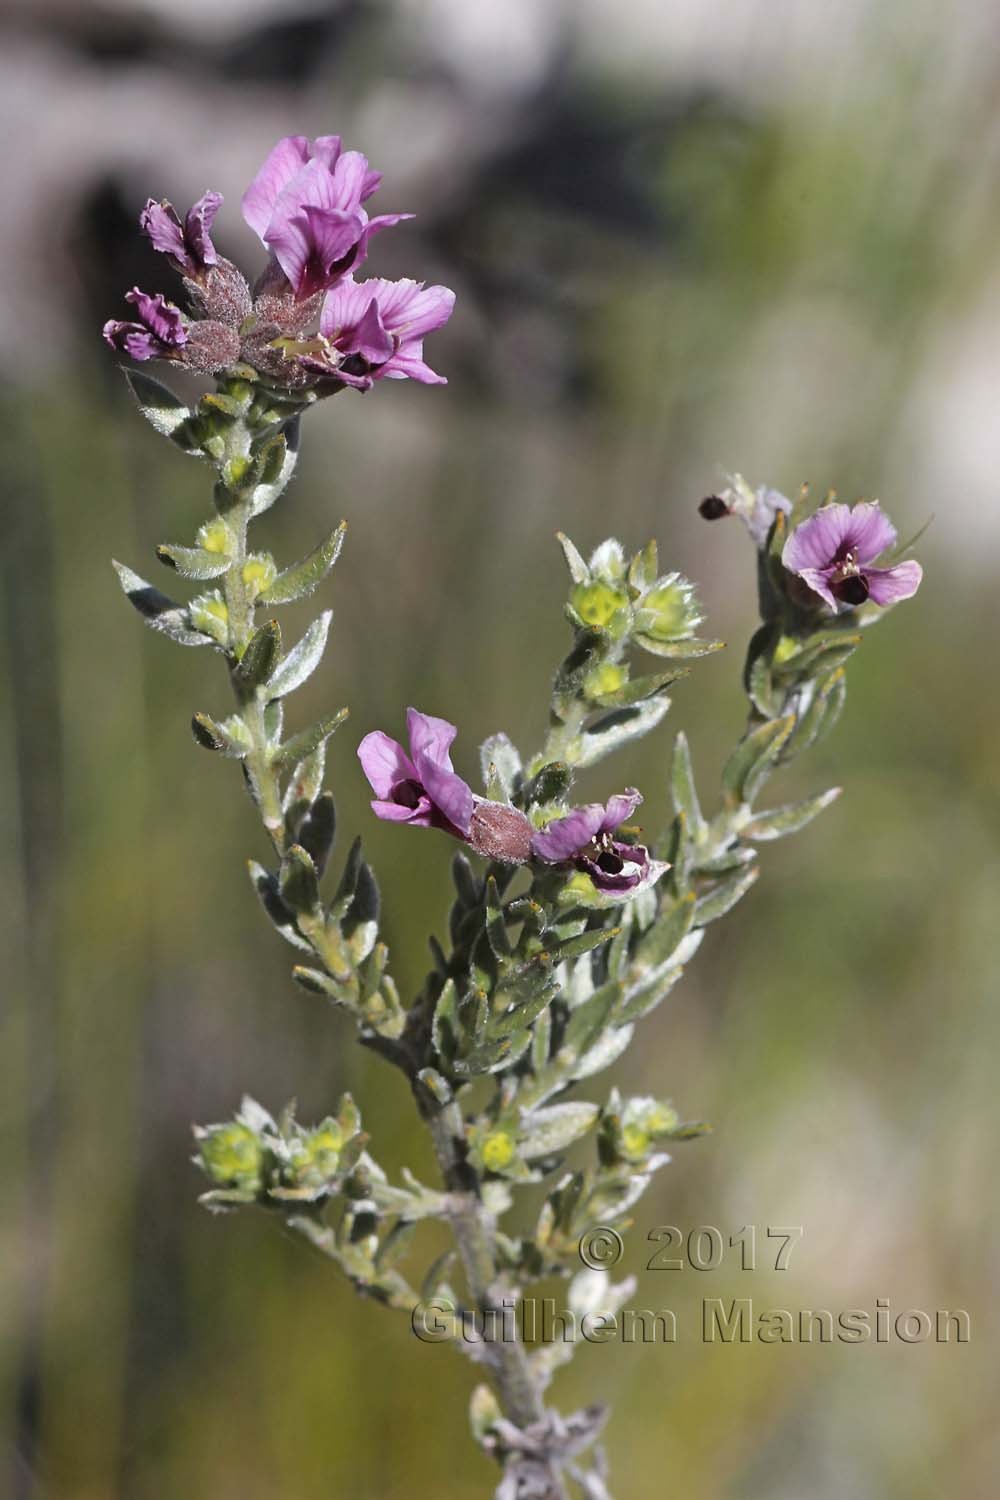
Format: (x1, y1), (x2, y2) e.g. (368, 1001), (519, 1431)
(107, 138), (923, 1500)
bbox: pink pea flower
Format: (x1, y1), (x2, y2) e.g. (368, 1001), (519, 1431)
(241, 135), (411, 300)
(531, 790), (668, 895)
(313, 276), (455, 387)
(103, 288), (188, 361)
(358, 708), (474, 839)
(782, 502), (923, 611)
(140, 191), (223, 279)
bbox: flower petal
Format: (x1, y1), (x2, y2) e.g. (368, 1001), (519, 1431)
(357, 730), (417, 800)
(371, 796), (434, 825)
(241, 135), (311, 237)
(184, 190), (223, 268)
(783, 504), (853, 573)
(600, 788), (642, 833)
(531, 805), (606, 863)
(863, 559), (923, 605)
(352, 297), (395, 365)
(794, 567), (839, 611)
(845, 501), (897, 563)
(418, 761), (474, 835)
(406, 708), (459, 772)
(140, 199), (186, 262)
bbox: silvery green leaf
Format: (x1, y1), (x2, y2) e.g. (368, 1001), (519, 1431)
(786, 670), (847, 758)
(489, 981), (557, 1039)
(279, 844), (321, 915)
(451, 851), (481, 909)
(123, 369), (199, 447)
(249, 417), (300, 516)
(549, 926), (618, 963)
(453, 1027), (533, 1077)
(155, 543), (231, 579)
(633, 635), (725, 660)
(479, 732), (522, 799)
(774, 630), (861, 683)
(575, 697), (671, 768)
(416, 1067), (453, 1106)
(298, 791), (336, 876)
(260, 521), (347, 605)
(191, 711), (253, 757)
(696, 845), (756, 874)
(564, 981), (621, 1055)
(670, 731), (705, 834)
(235, 619), (282, 693)
(627, 539), (658, 591)
(484, 876), (512, 959)
(266, 611), (331, 699)
(273, 707), (348, 768)
(572, 1024), (633, 1081)
(248, 861), (311, 951)
(112, 561), (215, 647)
(590, 668), (687, 709)
(634, 892), (695, 971)
(343, 863), (379, 962)
(470, 1385), (503, 1443)
(238, 1095), (277, 1134)
(721, 715), (794, 808)
(557, 531), (590, 583)
(282, 743), (326, 816)
(432, 978), (459, 1062)
(588, 538), (625, 580)
(693, 864), (759, 925)
(742, 787), (842, 840)
(520, 1103), (599, 1158)
(618, 961), (687, 1023)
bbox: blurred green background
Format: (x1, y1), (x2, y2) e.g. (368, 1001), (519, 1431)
(2, 1), (998, 1496)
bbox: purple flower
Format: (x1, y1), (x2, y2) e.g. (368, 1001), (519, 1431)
(241, 135), (411, 300)
(140, 191), (223, 279)
(103, 288), (188, 361)
(358, 708), (474, 839)
(782, 502), (923, 610)
(317, 276), (455, 385)
(531, 790), (668, 895)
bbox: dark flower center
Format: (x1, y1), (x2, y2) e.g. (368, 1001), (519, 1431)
(698, 495), (730, 521)
(830, 549), (870, 606)
(390, 778), (424, 809)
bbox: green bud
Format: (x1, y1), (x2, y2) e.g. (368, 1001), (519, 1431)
(583, 662), (628, 699)
(189, 591), (230, 646)
(570, 580), (630, 629)
(198, 1123), (263, 1191)
(242, 553), (278, 601)
(637, 574), (702, 641)
(292, 1121), (344, 1187)
(480, 1131), (517, 1172)
(197, 517), (231, 555)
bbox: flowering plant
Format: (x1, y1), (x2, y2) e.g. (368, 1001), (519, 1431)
(106, 139), (922, 1500)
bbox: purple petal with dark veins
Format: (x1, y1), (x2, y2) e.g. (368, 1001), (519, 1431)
(863, 559), (923, 605)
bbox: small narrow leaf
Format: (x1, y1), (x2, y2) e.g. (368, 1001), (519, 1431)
(260, 521), (347, 605)
(266, 611), (332, 699)
(721, 715), (794, 808)
(249, 417), (300, 516)
(575, 698), (672, 767)
(156, 543), (232, 579)
(123, 369), (197, 444)
(556, 531), (590, 583)
(479, 732), (522, 800)
(191, 711), (253, 757)
(279, 844), (321, 915)
(234, 619), (282, 692)
(670, 732), (704, 833)
(520, 1103), (599, 1159)
(273, 708), (349, 768)
(112, 561), (214, 647)
(298, 791), (337, 876)
(693, 864), (759, 926)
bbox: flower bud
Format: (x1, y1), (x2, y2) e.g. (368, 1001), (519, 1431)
(198, 1122), (264, 1191)
(570, 580), (630, 630)
(635, 574), (701, 642)
(480, 1131), (517, 1173)
(468, 800), (533, 864)
(242, 553), (277, 600)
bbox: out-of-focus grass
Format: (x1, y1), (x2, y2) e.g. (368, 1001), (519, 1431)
(2, 14), (999, 1498)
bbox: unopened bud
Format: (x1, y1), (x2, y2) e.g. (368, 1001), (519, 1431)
(468, 800), (533, 864)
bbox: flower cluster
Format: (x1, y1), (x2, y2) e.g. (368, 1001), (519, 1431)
(103, 134), (454, 392)
(358, 709), (665, 896)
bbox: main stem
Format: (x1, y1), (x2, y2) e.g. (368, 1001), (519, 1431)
(421, 1092), (569, 1499)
